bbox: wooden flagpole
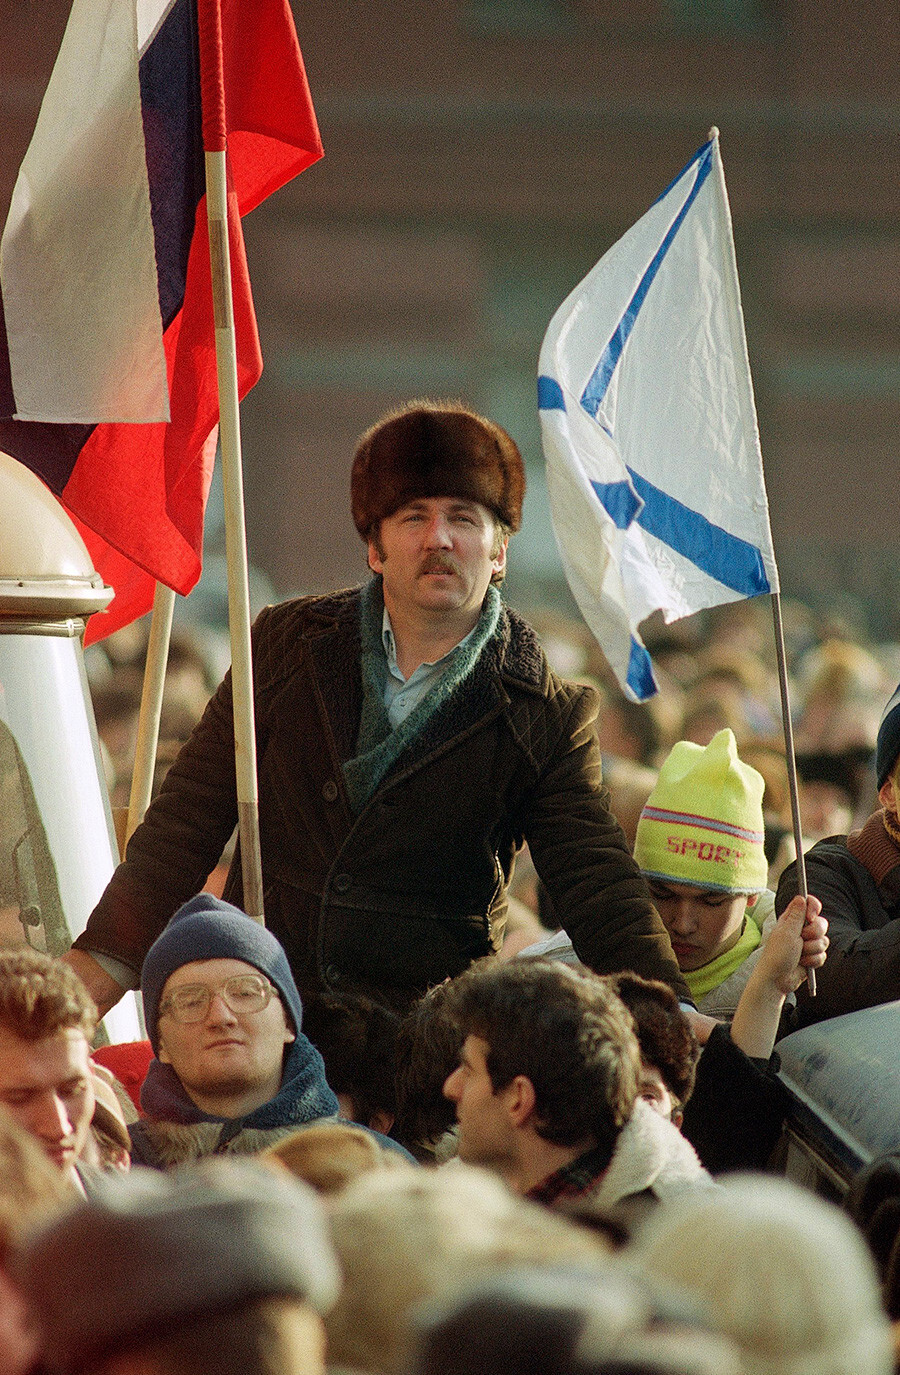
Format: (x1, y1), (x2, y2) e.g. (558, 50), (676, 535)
(125, 582), (176, 847)
(197, 0), (265, 922)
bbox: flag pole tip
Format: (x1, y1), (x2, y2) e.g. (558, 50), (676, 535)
(708, 125), (720, 141)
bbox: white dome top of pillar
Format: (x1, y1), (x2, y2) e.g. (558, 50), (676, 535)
(0, 449), (112, 618)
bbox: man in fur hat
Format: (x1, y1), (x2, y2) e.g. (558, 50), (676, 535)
(67, 401), (687, 1014)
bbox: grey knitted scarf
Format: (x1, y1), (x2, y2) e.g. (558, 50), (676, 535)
(342, 576), (501, 814)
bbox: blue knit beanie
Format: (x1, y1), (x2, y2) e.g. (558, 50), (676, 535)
(877, 684), (900, 789)
(141, 895), (304, 1054)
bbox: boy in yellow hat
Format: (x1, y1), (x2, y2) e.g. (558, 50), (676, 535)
(518, 726), (826, 1026)
(632, 728), (777, 1017)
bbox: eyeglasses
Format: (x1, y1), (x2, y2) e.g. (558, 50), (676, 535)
(158, 974), (277, 1024)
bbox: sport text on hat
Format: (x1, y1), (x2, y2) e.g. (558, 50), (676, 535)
(634, 729), (768, 894)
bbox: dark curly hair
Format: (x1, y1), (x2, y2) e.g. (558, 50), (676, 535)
(606, 972), (699, 1108)
(444, 959), (640, 1153)
(392, 981), (462, 1159)
(300, 991), (400, 1131)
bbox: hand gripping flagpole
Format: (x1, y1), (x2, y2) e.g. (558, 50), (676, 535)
(197, 0), (265, 923)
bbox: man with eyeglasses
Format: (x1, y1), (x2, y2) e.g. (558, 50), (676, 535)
(127, 894), (341, 1168)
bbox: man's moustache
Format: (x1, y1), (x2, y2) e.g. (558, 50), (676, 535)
(420, 557), (460, 575)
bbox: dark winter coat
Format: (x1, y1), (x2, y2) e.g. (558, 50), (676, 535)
(77, 585), (686, 1007)
(776, 809), (900, 1027)
(681, 1023), (791, 1174)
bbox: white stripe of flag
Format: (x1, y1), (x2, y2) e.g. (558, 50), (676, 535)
(0, 0), (172, 424)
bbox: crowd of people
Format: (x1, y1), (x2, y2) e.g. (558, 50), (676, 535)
(0, 897), (893, 1375)
(2, 400), (900, 1373)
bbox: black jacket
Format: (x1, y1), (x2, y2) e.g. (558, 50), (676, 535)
(776, 810), (900, 1027)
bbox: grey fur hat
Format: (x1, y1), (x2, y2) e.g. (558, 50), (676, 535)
(15, 1160), (340, 1374)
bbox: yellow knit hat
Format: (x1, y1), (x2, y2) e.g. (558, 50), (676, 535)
(634, 729), (767, 894)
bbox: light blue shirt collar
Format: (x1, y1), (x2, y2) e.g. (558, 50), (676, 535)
(381, 607), (473, 683)
(381, 608), (476, 727)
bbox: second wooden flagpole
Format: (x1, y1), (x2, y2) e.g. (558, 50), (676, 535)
(198, 0), (265, 923)
(125, 582), (176, 848)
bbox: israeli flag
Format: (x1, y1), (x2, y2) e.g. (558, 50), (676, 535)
(538, 130), (779, 702)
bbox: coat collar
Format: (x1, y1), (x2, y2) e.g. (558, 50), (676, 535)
(591, 1099), (713, 1209)
(303, 583), (547, 690)
(526, 1100), (713, 1211)
(302, 584), (550, 788)
(138, 1035), (338, 1131)
(847, 809), (900, 904)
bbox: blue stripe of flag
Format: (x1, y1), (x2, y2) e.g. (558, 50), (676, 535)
(537, 375), (565, 411)
(627, 466), (770, 597)
(651, 136), (714, 208)
(0, 1), (200, 490)
(627, 637), (657, 700)
(138, 0), (203, 331)
(580, 140), (714, 420)
(589, 479), (642, 531)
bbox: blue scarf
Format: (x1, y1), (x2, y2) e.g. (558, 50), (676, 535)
(139, 1035), (339, 1131)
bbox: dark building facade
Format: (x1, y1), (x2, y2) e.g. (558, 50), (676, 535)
(2, 0), (899, 639)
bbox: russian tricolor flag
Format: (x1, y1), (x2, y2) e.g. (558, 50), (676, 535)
(0, 0), (322, 641)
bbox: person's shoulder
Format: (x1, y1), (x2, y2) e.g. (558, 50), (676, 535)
(806, 832), (854, 858)
(254, 586), (363, 637)
(775, 832), (855, 896)
(787, 833), (866, 887)
(496, 603), (598, 712)
(251, 588), (364, 683)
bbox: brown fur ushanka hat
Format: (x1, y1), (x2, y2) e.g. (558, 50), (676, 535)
(351, 400), (526, 539)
